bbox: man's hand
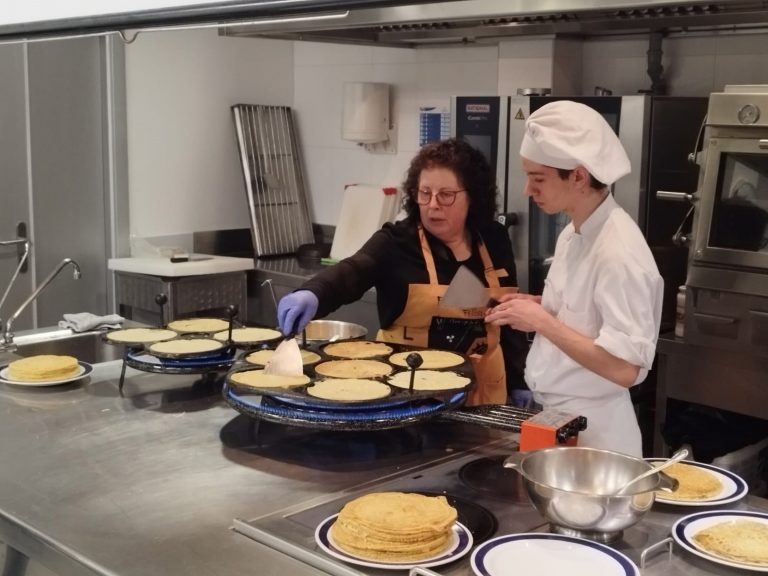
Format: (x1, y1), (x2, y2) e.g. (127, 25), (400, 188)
(486, 298), (551, 333)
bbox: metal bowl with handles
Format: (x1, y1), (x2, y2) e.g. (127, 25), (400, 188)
(504, 446), (677, 542)
(303, 320), (367, 343)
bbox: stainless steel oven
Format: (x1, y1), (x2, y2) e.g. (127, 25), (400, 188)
(685, 85), (768, 355)
(451, 95), (706, 318)
(452, 95), (651, 294)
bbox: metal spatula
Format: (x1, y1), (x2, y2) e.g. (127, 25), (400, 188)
(263, 336), (304, 376)
(440, 265), (490, 309)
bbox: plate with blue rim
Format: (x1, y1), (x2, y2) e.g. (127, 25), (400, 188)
(314, 513), (473, 570)
(471, 533), (639, 576)
(0, 361), (93, 387)
(672, 509), (768, 572)
(646, 458), (748, 506)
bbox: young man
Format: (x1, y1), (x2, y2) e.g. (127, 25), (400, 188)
(486, 100), (663, 457)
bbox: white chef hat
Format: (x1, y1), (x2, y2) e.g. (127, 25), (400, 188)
(520, 100), (631, 185)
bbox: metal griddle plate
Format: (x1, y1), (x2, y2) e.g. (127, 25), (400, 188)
(223, 384), (467, 431)
(223, 342), (476, 423)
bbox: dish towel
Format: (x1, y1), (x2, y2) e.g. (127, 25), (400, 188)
(59, 312), (125, 333)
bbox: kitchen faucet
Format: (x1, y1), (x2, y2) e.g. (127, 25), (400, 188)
(2, 257), (82, 347)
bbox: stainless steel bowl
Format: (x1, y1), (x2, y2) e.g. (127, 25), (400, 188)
(504, 446), (676, 542)
(303, 320), (367, 343)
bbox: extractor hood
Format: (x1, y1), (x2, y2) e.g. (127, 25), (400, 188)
(222, 0), (768, 47)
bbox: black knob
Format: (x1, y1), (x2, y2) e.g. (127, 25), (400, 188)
(406, 352), (424, 370)
(405, 352), (423, 395)
(227, 304), (239, 319)
(155, 293), (168, 327)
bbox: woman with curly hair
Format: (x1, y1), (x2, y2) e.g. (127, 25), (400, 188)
(278, 138), (528, 405)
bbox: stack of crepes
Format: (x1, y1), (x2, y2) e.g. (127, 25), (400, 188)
(331, 492), (458, 561)
(8, 354), (79, 381)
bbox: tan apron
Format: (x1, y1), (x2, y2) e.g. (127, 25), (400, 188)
(377, 227), (516, 405)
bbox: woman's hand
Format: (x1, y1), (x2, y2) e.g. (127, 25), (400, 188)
(277, 290), (319, 335)
(486, 297), (551, 332)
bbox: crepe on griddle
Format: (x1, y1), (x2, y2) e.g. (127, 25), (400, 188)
(693, 519), (768, 565)
(245, 348), (321, 366)
(388, 369), (470, 391)
(314, 359), (392, 379)
(213, 327), (281, 343)
(105, 328), (178, 344)
(307, 378), (391, 402)
(167, 317), (229, 333)
(323, 340), (393, 359)
(656, 463), (723, 501)
(389, 350), (464, 369)
(230, 369), (309, 389)
(149, 338), (222, 355)
(330, 492), (457, 561)
(7, 355), (80, 382)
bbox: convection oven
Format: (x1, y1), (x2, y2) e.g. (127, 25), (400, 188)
(685, 85), (768, 356)
(451, 95), (707, 329)
(452, 95), (650, 295)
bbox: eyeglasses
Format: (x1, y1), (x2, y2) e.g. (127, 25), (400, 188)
(415, 188), (466, 206)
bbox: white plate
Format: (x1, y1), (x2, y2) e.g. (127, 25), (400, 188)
(647, 458), (748, 506)
(471, 533), (639, 576)
(672, 510), (768, 572)
(0, 361), (92, 387)
(314, 514), (473, 570)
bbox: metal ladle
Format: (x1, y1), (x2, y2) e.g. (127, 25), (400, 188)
(614, 447), (689, 495)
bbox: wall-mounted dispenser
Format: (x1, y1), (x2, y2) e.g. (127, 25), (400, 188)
(342, 82), (396, 153)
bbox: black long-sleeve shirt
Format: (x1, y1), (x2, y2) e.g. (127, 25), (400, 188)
(301, 219), (529, 391)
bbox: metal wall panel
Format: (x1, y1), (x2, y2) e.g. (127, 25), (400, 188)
(27, 37), (109, 325)
(0, 44), (33, 328)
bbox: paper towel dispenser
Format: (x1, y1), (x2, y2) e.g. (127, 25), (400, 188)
(342, 82), (390, 144)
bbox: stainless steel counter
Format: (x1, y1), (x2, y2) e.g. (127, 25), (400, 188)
(0, 361), (506, 576)
(1, 360), (767, 576)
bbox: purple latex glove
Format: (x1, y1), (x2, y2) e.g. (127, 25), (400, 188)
(277, 290), (319, 336)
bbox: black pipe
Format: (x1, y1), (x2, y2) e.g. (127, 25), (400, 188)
(647, 31), (667, 96)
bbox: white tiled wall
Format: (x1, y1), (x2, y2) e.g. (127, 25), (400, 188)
(124, 29), (768, 234)
(582, 31), (768, 96)
(294, 42), (499, 225)
(124, 28), (293, 239)
(498, 37), (554, 95)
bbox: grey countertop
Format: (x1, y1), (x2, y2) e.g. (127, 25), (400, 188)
(0, 360), (505, 576)
(1, 358), (767, 576)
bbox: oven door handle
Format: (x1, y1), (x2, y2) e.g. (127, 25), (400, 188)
(656, 190), (697, 202)
(759, 139), (768, 149)
(693, 312), (737, 325)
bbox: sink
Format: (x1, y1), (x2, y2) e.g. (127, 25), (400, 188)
(11, 329), (124, 364)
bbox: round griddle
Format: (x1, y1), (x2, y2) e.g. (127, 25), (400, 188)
(222, 342), (476, 431)
(223, 383), (468, 431)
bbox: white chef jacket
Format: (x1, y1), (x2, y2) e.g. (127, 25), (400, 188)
(525, 193), (664, 457)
